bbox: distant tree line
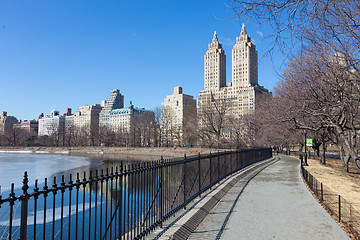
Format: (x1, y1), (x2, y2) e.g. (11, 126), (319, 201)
(0, 102), (259, 149)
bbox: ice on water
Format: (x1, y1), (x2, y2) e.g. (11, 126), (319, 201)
(0, 153), (91, 193)
(0, 201), (104, 226)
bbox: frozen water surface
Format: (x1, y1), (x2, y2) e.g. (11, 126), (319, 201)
(0, 153), (91, 193)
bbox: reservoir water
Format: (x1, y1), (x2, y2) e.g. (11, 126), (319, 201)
(0, 152), (161, 194)
(0, 152), (163, 239)
(0, 153), (91, 193)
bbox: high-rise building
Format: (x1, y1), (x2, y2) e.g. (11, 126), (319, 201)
(38, 109), (65, 137)
(73, 104), (102, 130)
(99, 89), (124, 126)
(73, 104), (102, 143)
(161, 86), (197, 146)
(0, 111), (18, 134)
(99, 89), (154, 133)
(204, 32), (226, 92)
(197, 25), (269, 143)
(232, 24), (258, 88)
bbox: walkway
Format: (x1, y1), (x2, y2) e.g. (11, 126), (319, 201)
(186, 155), (349, 239)
(150, 156), (349, 240)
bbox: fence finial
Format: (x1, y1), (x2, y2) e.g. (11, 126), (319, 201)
(22, 171), (29, 195)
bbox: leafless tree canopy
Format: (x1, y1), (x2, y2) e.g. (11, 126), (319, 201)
(231, 0), (360, 171)
(231, 0), (360, 56)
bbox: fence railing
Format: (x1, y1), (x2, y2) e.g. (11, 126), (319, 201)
(0, 148), (272, 240)
(301, 165), (360, 239)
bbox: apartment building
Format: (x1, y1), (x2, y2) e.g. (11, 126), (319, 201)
(99, 89), (154, 133)
(38, 109), (65, 137)
(161, 86), (196, 146)
(0, 111), (18, 134)
(197, 24), (269, 142)
(13, 120), (38, 134)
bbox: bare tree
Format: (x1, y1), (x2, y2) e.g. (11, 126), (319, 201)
(182, 113), (198, 147)
(131, 112), (156, 147)
(272, 47), (360, 171)
(99, 125), (117, 147)
(198, 98), (232, 148)
(231, 0), (360, 170)
(161, 106), (176, 147)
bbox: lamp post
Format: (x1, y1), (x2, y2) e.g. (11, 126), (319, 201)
(304, 130), (308, 166)
(285, 138), (289, 155)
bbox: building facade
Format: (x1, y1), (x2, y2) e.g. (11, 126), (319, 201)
(73, 104), (102, 130)
(204, 32), (227, 92)
(0, 111), (18, 135)
(13, 120), (38, 134)
(161, 86), (197, 146)
(99, 89), (125, 127)
(197, 24), (269, 144)
(69, 104), (103, 145)
(102, 102), (154, 132)
(99, 89), (155, 146)
(38, 110), (65, 137)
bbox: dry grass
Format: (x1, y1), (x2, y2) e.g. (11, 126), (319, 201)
(304, 157), (360, 212)
(302, 156), (360, 239)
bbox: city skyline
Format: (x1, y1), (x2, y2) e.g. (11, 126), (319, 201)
(0, 1), (285, 121)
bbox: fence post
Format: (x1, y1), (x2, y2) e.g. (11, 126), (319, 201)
(236, 152), (239, 171)
(217, 151), (220, 181)
(209, 152), (212, 189)
(20, 171), (29, 240)
(160, 156), (164, 228)
(225, 152), (228, 176)
(198, 153), (201, 197)
(119, 161), (123, 239)
(183, 154), (187, 209)
(321, 183), (323, 201)
(339, 195), (341, 222)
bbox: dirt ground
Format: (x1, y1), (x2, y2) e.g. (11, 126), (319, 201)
(303, 156), (360, 212)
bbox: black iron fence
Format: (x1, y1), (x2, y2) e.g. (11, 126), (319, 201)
(0, 148), (272, 240)
(301, 165), (360, 239)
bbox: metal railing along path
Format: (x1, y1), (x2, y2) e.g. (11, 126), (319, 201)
(0, 148), (272, 240)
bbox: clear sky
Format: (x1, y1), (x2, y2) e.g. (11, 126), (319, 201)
(0, 0), (285, 121)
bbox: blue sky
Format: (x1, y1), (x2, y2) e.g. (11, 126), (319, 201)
(0, 0), (285, 121)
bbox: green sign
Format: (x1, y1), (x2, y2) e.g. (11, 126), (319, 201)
(306, 138), (313, 146)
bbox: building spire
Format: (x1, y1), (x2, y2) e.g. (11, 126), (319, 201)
(241, 23), (247, 35)
(212, 31), (218, 42)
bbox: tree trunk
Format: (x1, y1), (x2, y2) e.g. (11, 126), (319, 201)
(335, 126), (358, 171)
(321, 140), (326, 165)
(343, 154), (350, 172)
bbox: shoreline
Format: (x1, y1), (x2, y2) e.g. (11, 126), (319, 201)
(0, 146), (217, 159)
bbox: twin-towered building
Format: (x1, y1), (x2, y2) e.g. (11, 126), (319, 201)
(162, 24), (269, 145)
(198, 24), (268, 119)
(3, 24), (267, 147)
